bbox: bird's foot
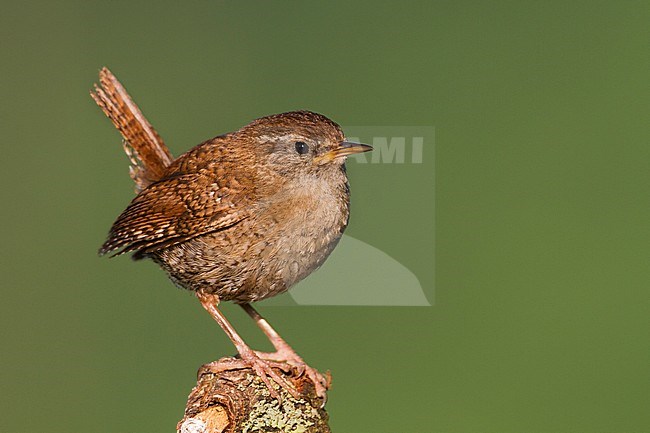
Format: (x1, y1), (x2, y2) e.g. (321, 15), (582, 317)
(255, 348), (330, 400)
(199, 348), (299, 401)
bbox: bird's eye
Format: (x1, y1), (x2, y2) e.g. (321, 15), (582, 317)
(294, 141), (309, 155)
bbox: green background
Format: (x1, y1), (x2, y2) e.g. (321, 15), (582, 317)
(1, 1), (649, 432)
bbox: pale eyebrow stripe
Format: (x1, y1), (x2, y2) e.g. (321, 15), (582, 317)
(258, 134), (302, 143)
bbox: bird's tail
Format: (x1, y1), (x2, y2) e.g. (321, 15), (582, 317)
(90, 67), (174, 192)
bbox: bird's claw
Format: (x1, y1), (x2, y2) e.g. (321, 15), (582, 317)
(255, 349), (329, 401)
(200, 350), (300, 401)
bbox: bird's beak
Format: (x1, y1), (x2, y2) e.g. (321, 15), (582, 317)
(315, 141), (373, 164)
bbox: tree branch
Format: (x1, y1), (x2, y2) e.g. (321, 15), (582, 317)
(177, 357), (331, 433)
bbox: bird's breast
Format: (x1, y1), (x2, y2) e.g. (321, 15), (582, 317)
(249, 174), (350, 291)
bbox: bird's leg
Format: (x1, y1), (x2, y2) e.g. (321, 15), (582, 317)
(196, 291), (298, 400)
(240, 303), (330, 398)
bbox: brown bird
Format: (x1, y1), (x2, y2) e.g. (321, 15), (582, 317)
(91, 67), (371, 400)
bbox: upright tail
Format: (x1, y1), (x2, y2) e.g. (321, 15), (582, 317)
(90, 67), (174, 192)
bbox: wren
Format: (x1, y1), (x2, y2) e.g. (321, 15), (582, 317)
(91, 68), (371, 400)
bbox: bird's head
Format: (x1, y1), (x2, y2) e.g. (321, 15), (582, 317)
(238, 111), (372, 180)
